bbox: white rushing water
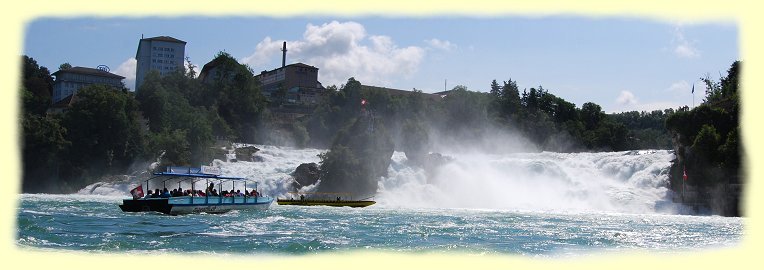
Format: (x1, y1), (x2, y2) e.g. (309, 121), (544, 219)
(78, 145), (685, 215)
(377, 150), (684, 214)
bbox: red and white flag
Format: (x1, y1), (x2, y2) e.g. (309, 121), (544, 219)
(683, 166), (688, 182)
(130, 185), (144, 199)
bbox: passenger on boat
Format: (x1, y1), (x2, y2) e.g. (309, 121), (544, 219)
(236, 189), (243, 196)
(206, 183), (215, 196)
(152, 189), (161, 198)
(211, 189), (219, 196)
(144, 190), (153, 198)
(161, 188), (171, 198)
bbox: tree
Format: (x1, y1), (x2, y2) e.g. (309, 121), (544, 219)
(21, 114), (69, 192)
(59, 62), (72, 70)
(401, 119), (429, 165)
(203, 52), (267, 142)
(184, 57), (197, 79)
(60, 84), (145, 184)
(21, 55), (53, 115)
(581, 102), (603, 130)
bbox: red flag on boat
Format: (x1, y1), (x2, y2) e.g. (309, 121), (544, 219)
(683, 166), (688, 182)
(130, 185), (144, 199)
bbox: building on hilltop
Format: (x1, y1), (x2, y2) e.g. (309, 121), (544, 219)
(135, 35), (186, 91)
(50, 66), (125, 104)
(197, 56), (229, 84)
(47, 92), (78, 115)
(254, 62), (328, 106)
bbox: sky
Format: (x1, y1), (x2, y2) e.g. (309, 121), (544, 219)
(23, 16), (738, 113)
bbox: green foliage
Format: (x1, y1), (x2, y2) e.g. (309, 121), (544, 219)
(304, 78), (367, 147)
(580, 102), (603, 130)
(21, 55), (53, 115)
(290, 122), (310, 148)
(439, 85), (490, 132)
(692, 124), (721, 164)
(21, 114), (70, 192)
(703, 61), (740, 104)
(136, 71), (218, 165)
(718, 127), (740, 170)
(318, 115), (394, 197)
(147, 129), (191, 166)
(609, 109), (673, 149)
(203, 53), (267, 142)
(61, 84), (145, 171)
(665, 60), (741, 216)
(401, 119), (429, 164)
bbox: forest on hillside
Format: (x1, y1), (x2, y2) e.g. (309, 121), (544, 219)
(20, 53), (725, 194)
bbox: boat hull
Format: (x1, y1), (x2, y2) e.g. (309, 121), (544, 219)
(277, 199), (375, 207)
(120, 196), (273, 215)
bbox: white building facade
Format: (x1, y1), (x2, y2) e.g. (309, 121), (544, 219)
(134, 36), (186, 91)
(51, 67), (124, 104)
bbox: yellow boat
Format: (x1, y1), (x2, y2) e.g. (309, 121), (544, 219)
(277, 192), (375, 208)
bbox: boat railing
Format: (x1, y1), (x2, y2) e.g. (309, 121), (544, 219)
(285, 191), (358, 201)
(132, 166), (266, 205)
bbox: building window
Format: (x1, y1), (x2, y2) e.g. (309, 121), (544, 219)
(152, 59), (156, 63)
(153, 47), (156, 50)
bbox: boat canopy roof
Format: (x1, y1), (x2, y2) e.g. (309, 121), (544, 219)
(152, 166), (245, 180)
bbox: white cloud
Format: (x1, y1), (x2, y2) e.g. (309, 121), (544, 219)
(672, 26), (700, 58)
(616, 90), (638, 105)
(240, 21), (426, 87)
(425, 38), (457, 51)
(113, 58), (136, 90)
(609, 90), (685, 113)
(667, 80), (706, 95)
(667, 80), (690, 93)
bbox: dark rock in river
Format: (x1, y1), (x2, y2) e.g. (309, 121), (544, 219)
(208, 147), (230, 161)
(316, 115), (394, 198)
(235, 145), (260, 161)
(292, 162), (320, 188)
(422, 152), (453, 183)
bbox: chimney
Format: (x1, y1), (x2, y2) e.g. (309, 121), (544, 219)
(281, 41), (287, 68)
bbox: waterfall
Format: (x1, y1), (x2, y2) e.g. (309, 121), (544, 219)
(77, 145), (683, 214)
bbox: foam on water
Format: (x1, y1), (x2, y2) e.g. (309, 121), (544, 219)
(376, 150), (684, 214)
(74, 145), (684, 214)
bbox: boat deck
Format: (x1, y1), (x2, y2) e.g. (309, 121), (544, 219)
(120, 196), (273, 215)
(277, 199), (375, 207)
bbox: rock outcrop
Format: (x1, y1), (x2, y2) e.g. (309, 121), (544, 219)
(292, 162), (320, 188)
(316, 115), (394, 198)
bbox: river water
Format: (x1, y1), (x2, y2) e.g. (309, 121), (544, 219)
(16, 146), (743, 256)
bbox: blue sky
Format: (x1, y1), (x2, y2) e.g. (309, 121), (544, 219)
(24, 16), (738, 113)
